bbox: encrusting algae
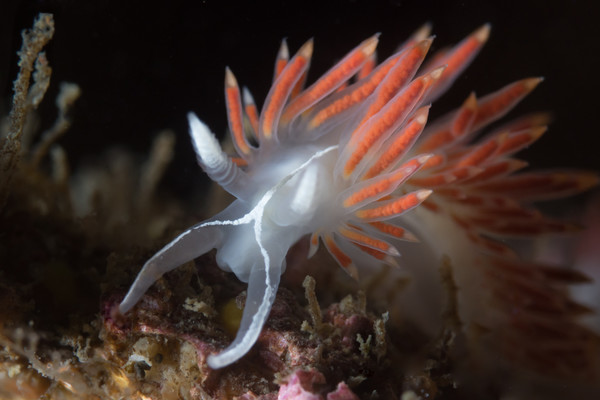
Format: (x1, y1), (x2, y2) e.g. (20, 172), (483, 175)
(1, 12), (599, 400)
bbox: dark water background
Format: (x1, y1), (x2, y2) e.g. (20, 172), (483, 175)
(1, 0), (599, 200)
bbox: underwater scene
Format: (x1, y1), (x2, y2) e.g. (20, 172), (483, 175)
(1, 1), (600, 399)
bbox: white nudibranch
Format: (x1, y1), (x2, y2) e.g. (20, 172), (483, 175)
(119, 24), (599, 375)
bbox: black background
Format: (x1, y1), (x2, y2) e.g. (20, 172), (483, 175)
(2, 0), (599, 198)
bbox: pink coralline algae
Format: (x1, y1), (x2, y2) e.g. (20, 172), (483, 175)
(277, 369), (359, 400)
(103, 258), (388, 398)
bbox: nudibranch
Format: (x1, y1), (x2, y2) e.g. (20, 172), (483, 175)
(119, 24), (599, 373)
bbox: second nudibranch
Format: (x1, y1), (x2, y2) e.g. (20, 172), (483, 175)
(119, 25), (598, 373)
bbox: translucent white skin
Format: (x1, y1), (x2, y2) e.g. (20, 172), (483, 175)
(120, 114), (344, 368)
(116, 115), (457, 368)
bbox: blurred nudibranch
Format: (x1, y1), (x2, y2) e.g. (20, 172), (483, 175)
(118, 24), (599, 373)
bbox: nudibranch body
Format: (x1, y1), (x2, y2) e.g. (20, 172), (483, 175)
(119, 25), (598, 373)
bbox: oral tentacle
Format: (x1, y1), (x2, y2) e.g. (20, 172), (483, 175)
(119, 223), (223, 314)
(207, 259), (283, 369)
